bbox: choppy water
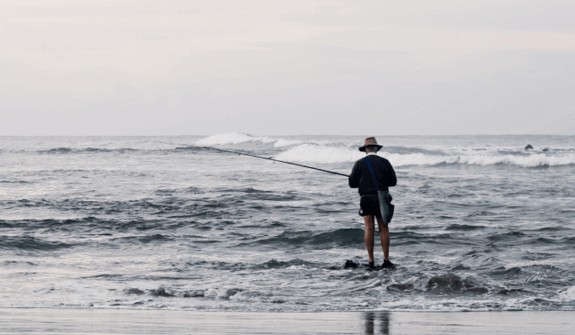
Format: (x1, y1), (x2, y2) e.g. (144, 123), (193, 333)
(1, 134), (574, 312)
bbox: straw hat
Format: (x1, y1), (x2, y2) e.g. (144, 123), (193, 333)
(359, 137), (383, 152)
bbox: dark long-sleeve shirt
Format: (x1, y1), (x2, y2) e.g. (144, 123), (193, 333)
(349, 154), (397, 195)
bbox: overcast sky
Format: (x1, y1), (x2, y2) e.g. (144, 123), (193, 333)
(1, 0), (574, 136)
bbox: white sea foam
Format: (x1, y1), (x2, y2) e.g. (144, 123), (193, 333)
(273, 139), (305, 148)
(274, 145), (459, 166)
(457, 153), (575, 167)
(273, 144), (575, 168)
(195, 133), (575, 168)
(386, 153), (457, 167)
(274, 144), (361, 164)
(558, 286), (575, 300)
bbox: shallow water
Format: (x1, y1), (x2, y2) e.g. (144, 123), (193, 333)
(1, 134), (574, 311)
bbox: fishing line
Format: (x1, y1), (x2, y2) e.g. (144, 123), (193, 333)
(198, 146), (349, 177)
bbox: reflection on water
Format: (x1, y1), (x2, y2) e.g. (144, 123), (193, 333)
(364, 312), (390, 335)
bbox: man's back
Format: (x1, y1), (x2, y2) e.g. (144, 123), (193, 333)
(349, 155), (397, 195)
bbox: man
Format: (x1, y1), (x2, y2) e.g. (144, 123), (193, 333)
(349, 137), (397, 269)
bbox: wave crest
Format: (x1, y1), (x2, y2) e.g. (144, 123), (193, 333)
(275, 144), (360, 164)
(274, 145), (575, 168)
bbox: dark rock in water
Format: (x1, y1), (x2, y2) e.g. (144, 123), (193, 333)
(542, 147), (550, 152)
(343, 260), (359, 269)
(149, 287), (175, 297)
(123, 288), (145, 296)
(525, 144), (534, 151)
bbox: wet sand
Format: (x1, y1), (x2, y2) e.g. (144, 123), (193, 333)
(0, 308), (572, 334)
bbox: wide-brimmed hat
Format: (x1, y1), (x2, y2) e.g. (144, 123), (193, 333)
(359, 137), (383, 152)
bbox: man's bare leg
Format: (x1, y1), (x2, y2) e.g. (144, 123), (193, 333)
(376, 217), (390, 261)
(363, 215), (375, 264)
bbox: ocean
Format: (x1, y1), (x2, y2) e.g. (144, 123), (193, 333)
(1, 133), (574, 312)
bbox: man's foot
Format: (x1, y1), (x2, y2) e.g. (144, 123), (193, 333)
(367, 261), (376, 270)
(381, 260), (395, 269)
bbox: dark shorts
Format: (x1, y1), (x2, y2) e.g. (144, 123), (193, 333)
(359, 195), (382, 218)
(359, 192), (395, 223)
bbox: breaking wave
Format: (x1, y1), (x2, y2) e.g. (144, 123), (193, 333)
(195, 133), (575, 168)
(15, 133), (575, 169)
(274, 144), (575, 168)
(275, 144), (361, 164)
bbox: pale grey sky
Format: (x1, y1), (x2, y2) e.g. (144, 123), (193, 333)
(1, 0), (574, 136)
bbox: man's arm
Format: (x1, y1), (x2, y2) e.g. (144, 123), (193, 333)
(349, 161), (360, 188)
(384, 160), (397, 187)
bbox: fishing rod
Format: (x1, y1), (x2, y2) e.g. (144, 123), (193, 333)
(199, 146), (349, 178)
